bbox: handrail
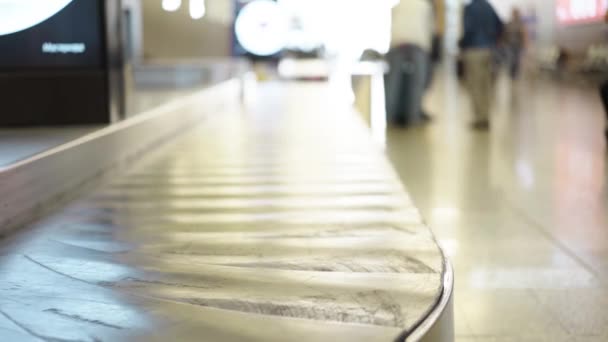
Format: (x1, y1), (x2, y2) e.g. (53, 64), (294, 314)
(398, 248), (455, 342)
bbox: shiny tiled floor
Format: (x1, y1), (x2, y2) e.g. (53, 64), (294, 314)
(386, 65), (608, 341)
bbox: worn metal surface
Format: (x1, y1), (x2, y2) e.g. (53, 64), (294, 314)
(0, 79), (241, 235)
(0, 83), (445, 341)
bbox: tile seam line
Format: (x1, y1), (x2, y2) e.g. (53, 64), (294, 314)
(503, 195), (606, 287)
(526, 287), (573, 335)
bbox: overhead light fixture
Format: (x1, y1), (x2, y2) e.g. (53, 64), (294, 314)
(189, 0), (206, 19)
(235, 0), (289, 56)
(162, 0), (181, 12)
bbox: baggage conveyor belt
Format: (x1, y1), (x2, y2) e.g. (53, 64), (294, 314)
(0, 83), (453, 341)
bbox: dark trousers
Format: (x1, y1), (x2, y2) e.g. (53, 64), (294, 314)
(600, 81), (608, 133)
(385, 44), (429, 126)
(506, 46), (523, 79)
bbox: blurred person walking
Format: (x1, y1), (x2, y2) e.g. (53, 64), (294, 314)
(385, 0), (434, 126)
(460, 0), (504, 130)
(504, 7), (527, 79)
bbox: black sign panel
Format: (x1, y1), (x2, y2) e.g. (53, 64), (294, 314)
(0, 0), (105, 70)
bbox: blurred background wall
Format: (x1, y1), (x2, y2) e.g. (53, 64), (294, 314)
(488, 0), (607, 55)
(136, 0), (608, 61)
(142, 0), (233, 59)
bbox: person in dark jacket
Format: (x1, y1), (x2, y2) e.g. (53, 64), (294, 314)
(460, 0), (504, 130)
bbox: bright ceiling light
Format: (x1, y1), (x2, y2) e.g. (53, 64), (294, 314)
(235, 0), (289, 56)
(190, 0), (206, 19)
(162, 0), (181, 12)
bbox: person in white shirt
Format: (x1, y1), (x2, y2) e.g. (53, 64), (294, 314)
(386, 0), (434, 126)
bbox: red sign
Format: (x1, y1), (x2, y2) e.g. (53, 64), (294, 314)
(556, 0), (607, 25)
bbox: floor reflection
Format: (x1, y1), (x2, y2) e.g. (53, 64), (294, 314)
(386, 68), (608, 340)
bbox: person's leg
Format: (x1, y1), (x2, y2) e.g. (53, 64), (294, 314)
(393, 48), (410, 125)
(510, 47), (522, 79)
(478, 49), (494, 123)
(599, 81), (608, 113)
(463, 51), (476, 118)
(405, 45), (427, 124)
(464, 50), (486, 125)
(384, 49), (402, 124)
(600, 81), (608, 138)
(425, 48), (435, 91)
(419, 48), (432, 121)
